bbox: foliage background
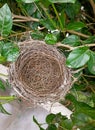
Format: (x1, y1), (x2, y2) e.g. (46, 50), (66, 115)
(0, 0), (95, 129)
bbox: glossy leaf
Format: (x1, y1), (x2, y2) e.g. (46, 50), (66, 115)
(71, 113), (93, 127)
(62, 35), (80, 46)
(23, 3), (37, 16)
(46, 113), (56, 124)
(83, 36), (95, 44)
(45, 33), (57, 45)
(47, 124), (57, 130)
(67, 22), (85, 30)
(20, 0), (39, 3)
(61, 119), (73, 129)
(66, 47), (90, 68)
(0, 4), (12, 36)
(40, 19), (56, 30)
(65, 1), (81, 19)
(31, 31), (45, 40)
(48, 0), (76, 3)
(0, 104), (11, 115)
(1, 42), (19, 62)
(66, 94), (95, 119)
(88, 51), (95, 75)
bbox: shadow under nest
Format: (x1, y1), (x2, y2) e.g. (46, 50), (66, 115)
(9, 40), (71, 104)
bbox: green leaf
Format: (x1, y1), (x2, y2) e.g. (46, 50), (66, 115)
(46, 113), (56, 124)
(0, 104), (11, 115)
(71, 113), (93, 127)
(40, 19), (56, 30)
(31, 31), (45, 40)
(61, 119), (73, 129)
(23, 3), (37, 16)
(83, 36), (95, 44)
(65, 1), (81, 19)
(66, 47), (90, 68)
(62, 35), (80, 46)
(0, 55), (6, 63)
(48, 0), (76, 3)
(45, 33), (57, 45)
(88, 51), (95, 75)
(0, 79), (6, 91)
(66, 94), (95, 119)
(66, 93), (77, 104)
(20, 0), (39, 3)
(33, 116), (44, 130)
(67, 22), (85, 30)
(0, 4), (12, 36)
(1, 42), (19, 62)
(47, 124), (57, 130)
(59, 10), (65, 28)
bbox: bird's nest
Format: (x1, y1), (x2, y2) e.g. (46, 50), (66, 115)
(9, 40), (71, 104)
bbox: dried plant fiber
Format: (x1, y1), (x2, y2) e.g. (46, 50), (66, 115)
(9, 40), (71, 104)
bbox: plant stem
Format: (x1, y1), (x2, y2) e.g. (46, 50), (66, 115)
(0, 73), (8, 77)
(67, 30), (89, 38)
(56, 42), (95, 50)
(56, 42), (74, 50)
(0, 96), (16, 100)
(39, 3), (57, 29)
(89, 0), (95, 18)
(13, 14), (39, 22)
(34, 3), (45, 19)
(13, 23), (30, 30)
(83, 74), (95, 78)
(52, 3), (64, 30)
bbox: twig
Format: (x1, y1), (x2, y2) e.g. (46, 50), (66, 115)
(90, 87), (95, 93)
(0, 73), (8, 77)
(52, 3), (64, 30)
(12, 14), (39, 22)
(74, 43), (95, 49)
(56, 42), (95, 50)
(83, 74), (95, 78)
(82, 75), (89, 85)
(13, 23), (30, 30)
(0, 96), (16, 100)
(34, 3), (45, 19)
(89, 0), (95, 18)
(0, 36), (4, 40)
(39, 3), (57, 29)
(13, 19), (35, 22)
(0, 26), (45, 41)
(87, 23), (95, 26)
(71, 66), (87, 74)
(0, 31), (30, 41)
(82, 12), (95, 22)
(56, 42), (74, 50)
(67, 30), (89, 38)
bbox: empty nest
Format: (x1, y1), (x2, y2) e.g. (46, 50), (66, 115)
(9, 40), (71, 104)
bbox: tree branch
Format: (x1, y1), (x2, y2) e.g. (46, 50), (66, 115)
(56, 43), (74, 50)
(66, 30), (89, 38)
(56, 42), (95, 50)
(12, 14), (39, 22)
(89, 0), (95, 18)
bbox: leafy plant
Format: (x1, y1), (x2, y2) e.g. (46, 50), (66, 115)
(0, 1), (95, 129)
(34, 94), (95, 130)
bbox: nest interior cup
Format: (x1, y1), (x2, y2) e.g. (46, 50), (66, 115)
(9, 40), (71, 104)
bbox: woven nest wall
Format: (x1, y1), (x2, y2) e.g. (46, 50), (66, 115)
(9, 40), (71, 104)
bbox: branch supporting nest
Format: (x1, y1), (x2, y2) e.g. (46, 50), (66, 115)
(9, 40), (71, 104)
(56, 42), (95, 51)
